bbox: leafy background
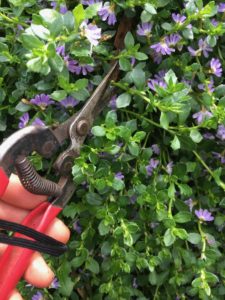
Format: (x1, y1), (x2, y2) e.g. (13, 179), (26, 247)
(1, 0), (225, 299)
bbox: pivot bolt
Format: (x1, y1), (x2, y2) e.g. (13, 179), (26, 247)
(76, 119), (89, 136)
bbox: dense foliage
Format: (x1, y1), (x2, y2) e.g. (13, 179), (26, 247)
(1, 0), (225, 299)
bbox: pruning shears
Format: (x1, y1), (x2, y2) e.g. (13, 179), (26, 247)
(0, 16), (133, 300)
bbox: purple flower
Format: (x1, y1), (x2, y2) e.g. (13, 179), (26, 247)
(146, 158), (159, 176)
(60, 96), (79, 108)
(172, 13), (186, 24)
(30, 94), (54, 108)
(212, 152), (225, 164)
(151, 144), (160, 155)
(71, 61), (94, 75)
(154, 70), (166, 81)
(136, 22), (153, 37)
(195, 208), (214, 222)
(32, 118), (45, 126)
(211, 18), (218, 27)
(130, 194), (137, 204)
(152, 51), (162, 64)
(108, 95), (117, 109)
(131, 57), (136, 66)
(50, 277), (60, 289)
(17, 24), (24, 31)
(63, 55), (77, 73)
(203, 132), (215, 140)
(115, 172), (124, 180)
(80, 21), (101, 46)
(188, 38), (212, 58)
(51, 2), (68, 14)
(187, 46), (198, 57)
(198, 78), (214, 93)
(210, 58), (222, 77)
(148, 79), (167, 91)
(32, 291), (43, 300)
(166, 34), (181, 46)
(218, 3), (225, 12)
(73, 220), (82, 234)
(82, 0), (101, 4)
(166, 161), (173, 175)
(151, 40), (175, 55)
(98, 2), (117, 26)
(205, 234), (216, 246)
(216, 125), (225, 140)
(192, 110), (212, 124)
(133, 277), (138, 288)
(198, 39), (213, 58)
(185, 198), (194, 212)
(56, 45), (66, 57)
(18, 112), (29, 128)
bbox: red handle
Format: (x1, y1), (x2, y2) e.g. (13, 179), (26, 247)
(0, 167), (9, 198)
(0, 201), (62, 300)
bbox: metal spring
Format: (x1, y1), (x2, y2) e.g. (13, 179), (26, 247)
(15, 156), (62, 197)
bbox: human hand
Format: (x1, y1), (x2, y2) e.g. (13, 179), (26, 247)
(0, 174), (70, 300)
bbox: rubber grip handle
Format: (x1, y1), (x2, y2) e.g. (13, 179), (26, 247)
(0, 201), (62, 300)
(0, 167), (9, 198)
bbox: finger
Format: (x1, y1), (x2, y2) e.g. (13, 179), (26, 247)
(1, 174), (47, 210)
(9, 290), (23, 300)
(45, 218), (71, 243)
(24, 253), (54, 288)
(23, 219), (70, 287)
(0, 200), (28, 223)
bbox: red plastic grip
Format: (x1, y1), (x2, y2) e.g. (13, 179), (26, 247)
(0, 167), (9, 198)
(0, 202), (62, 300)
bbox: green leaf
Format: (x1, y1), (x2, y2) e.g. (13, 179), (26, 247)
(49, 54), (64, 72)
(168, 182), (175, 199)
(128, 141), (140, 156)
(73, 4), (85, 30)
(131, 68), (146, 89)
(133, 131), (146, 141)
(85, 3), (101, 18)
(91, 126), (106, 136)
(205, 272), (219, 284)
(160, 112), (169, 129)
(63, 11), (75, 31)
(116, 93), (131, 108)
(124, 32), (135, 48)
(26, 57), (43, 73)
(51, 90), (67, 101)
(112, 178), (125, 191)
(30, 24), (50, 40)
(161, 22), (172, 31)
(174, 211), (192, 223)
(98, 220), (110, 236)
(86, 192), (102, 205)
(119, 57), (131, 71)
(165, 69), (177, 85)
(171, 135), (180, 150)
(173, 228), (188, 240)
(145, 3), (157, 14)
(73, 78), (88, 90)
(86, 257), (100, 274)
(164, 228), (176, 246)
(72, 255), (86, 268)
(200, 1), (217, 17)
(21, 33), (44, 49)
(39, 9), (63, 36)
(135, 52), (148, 60)
(187, 232), (201, 244)
(190, 129), (203, 143)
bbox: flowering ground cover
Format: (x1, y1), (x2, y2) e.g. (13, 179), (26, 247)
(1, 0), (225, 299)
